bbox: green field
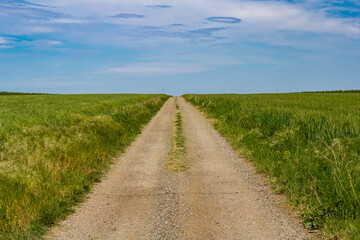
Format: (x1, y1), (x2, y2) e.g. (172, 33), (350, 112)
(0, 94), (169, 239)
(184, 93), (360, 239)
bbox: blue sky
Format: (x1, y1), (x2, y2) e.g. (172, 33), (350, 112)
(0, 0), (359, 95)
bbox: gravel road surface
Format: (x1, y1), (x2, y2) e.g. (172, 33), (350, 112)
(48, 97), (311, 240)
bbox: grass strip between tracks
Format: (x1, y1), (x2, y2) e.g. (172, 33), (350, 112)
(166, 102), (188, 172)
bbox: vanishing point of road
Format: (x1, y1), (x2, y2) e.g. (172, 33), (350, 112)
(48, 98), (312, 240)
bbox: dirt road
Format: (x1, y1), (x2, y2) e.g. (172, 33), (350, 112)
(48, 98), (311, 240)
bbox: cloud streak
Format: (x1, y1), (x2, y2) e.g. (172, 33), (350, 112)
(112, 13), (144, 19)
(207, 17), (241, 24)
(146, 5), (172, 9)
(47, 40), (62, 46)
(105, 62), (212, 75)
(0, 36), (14, 49)
(0, 37), (10, 44)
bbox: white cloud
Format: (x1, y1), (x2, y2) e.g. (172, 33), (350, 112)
(3, 0), (360, 47)
(0, 37), (14, 49)
(0, 37), (10, 44)
(50, 18), (91, 24)
(228, 2), (360, 36)
(105, 62), (212, 75)
(31, 26), (55, 33)
(47, 40), (62, 46)
(24, 76), (72, 81)
(28, 0), (360, 37)
(0, 45), (13, 49)
(8, 25), (57, 35)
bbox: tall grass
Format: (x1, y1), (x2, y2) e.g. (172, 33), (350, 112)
(0, 94), (169, 239)
(184, 93), (360, 239)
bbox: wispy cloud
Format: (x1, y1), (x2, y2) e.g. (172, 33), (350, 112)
(31, 26), (55, 33)
(25, 75), (72, 81)
(105, 62), (212, 75)
(112, 13), (144, 19)
(0, 0), (48, 8)
(50, 18), (90, 24)
(0, 37), (11, 44)
(0, 45), (13, 49)
(0, 36), (14, 49)
(2, 0), (359, 43)
(47, 40), (62, 46)
(170, 24), (186, 27)
(189, 28), (226, 38)
(228, 1), (360, 36)
(146, 5), (172, 9)
(207, 17), (241, 24)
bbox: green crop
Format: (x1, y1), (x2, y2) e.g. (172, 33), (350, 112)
(0, 94), (169, 239)
(184, 93), (360, 239)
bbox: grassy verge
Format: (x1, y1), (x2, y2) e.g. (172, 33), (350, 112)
(0, 94), (169, 239)
(165, 101), (188, 172)
(183, 93), (360, 239)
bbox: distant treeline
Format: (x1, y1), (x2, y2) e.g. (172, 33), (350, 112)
(0, 91), (48, 95)
(299, 90), (360, 93)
